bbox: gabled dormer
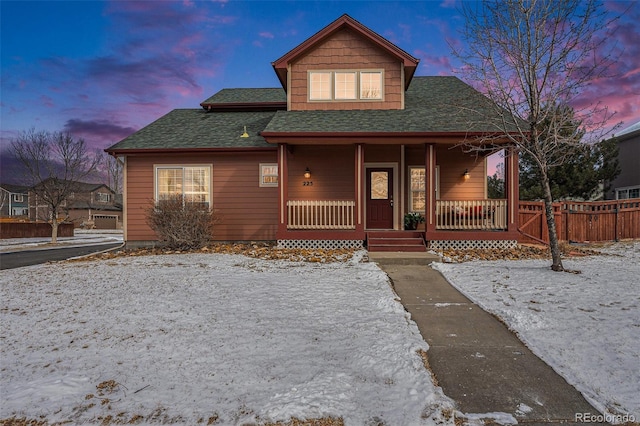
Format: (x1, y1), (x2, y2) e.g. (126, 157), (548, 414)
(271, 14), (419, 112)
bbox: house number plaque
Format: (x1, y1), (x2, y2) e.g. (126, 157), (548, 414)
(303, 181), (314, 186)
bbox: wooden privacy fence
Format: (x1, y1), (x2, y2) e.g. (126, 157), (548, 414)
(518, 199), (640, 244)
(0, 222), (74, 239)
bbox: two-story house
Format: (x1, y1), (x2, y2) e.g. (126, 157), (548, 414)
(106, 14), (521, 251)
(605, 120), (640, 200)
(0, 184), (29, 218)
(29, 180), (122, 229)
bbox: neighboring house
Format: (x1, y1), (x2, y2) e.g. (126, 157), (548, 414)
(0, 183), (29, 217)
(106, 14), (521, 250)
(29, 180), (122, 229)
(605, 120), (640, 200)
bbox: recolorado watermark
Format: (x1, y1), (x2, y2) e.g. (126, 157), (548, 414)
(575, 412), (636, 423)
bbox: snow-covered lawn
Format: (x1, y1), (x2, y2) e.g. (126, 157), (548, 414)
(433, 241), (640, 420)
(0, 252), (454, 425)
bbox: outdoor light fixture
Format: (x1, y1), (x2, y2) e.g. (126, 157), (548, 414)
(240, 126), (249, 138)
(304, 167), (311, 179)
(463, 169), (470, 180)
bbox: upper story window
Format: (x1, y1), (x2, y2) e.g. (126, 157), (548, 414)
(309, 70), (383, 102)
(360, 72), (382, 99)
(309, 72), (331, 100)
(12, 194), (24, 202)
(95, 193), (112, 203)
(334, 72), (357, 100)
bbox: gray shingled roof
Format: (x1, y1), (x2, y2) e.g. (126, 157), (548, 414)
(0, 183), (29, 193)
(107, 76), (518, 152)
(201, 88), (286, 105)
(107, 110), (276, 151)
(263, 76), (515, 133)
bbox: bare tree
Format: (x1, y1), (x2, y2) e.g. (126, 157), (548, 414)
(101, 152), (123, 194)
(454, 0), (621, 271)
(10, 129), (100, 243)
(0, 189), (8, 216)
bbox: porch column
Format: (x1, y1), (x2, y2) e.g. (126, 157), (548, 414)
(425, 143), (437, 234)
(355, 144), (365, 233)
(505, 146), (519, 233)
(277, 143), (289, 237)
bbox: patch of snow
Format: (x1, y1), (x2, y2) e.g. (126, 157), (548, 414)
(1, 252), (455, 425)
(462, 411), (518, 425)
(0, 231), (123, 253)
(516, 402), (533, 415)
(433, 241), (640, 420)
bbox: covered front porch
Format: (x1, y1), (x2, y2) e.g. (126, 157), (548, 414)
(275, 143), (520, 250)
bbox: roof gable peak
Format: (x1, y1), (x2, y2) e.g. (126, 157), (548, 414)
(272, 14), (419, 91)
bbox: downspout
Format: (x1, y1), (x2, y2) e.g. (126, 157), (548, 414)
(400, 145), (405, 230)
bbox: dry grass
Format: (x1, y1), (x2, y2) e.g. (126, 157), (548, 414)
(262, 418), (344, 426)
(70, 242), (357, 264)
(417, 349), (439, 387)
(0, 416), (345, 426)
(437, 242), (603, 263)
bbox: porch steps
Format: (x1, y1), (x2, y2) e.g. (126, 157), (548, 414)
(366, 231), (427, 252)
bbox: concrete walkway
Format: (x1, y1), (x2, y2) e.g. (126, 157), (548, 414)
(373, 257), (607, 425)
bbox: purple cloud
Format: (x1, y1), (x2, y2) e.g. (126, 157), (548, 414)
(8, 1), (237, 153)
(64, 119), (137, 147)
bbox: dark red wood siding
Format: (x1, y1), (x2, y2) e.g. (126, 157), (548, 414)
(289, 28), (403, 111)
(125, 152), (278, 243)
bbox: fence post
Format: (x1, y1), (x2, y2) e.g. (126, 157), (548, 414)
(615, 202), (619, 242)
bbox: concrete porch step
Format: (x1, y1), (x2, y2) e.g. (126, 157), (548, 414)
(366, 231), (427, 252)
(367, 244), (427, 252)
(367, 231), (423, 239)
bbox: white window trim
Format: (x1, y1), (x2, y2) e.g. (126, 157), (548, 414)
(259, 163), (279, 187)
(13, 194), (24, 202)
(154, 164), (213, 204)
(615, 185), (640, 200)
(308, 69), (384, 102)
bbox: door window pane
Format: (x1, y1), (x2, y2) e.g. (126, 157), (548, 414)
(371, 171), (389, 199)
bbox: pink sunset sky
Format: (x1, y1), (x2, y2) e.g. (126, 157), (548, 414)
(1, 1), (638, 183)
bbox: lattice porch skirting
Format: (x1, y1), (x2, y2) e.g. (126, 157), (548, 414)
(428, 239), (518, 250)
(277, 239), (364, 250)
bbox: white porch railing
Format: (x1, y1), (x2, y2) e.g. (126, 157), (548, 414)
(436, 199), (507, 230)
(287, 200), (356, 230)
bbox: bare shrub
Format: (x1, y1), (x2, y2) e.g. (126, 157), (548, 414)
(145, 195), (217, 250)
